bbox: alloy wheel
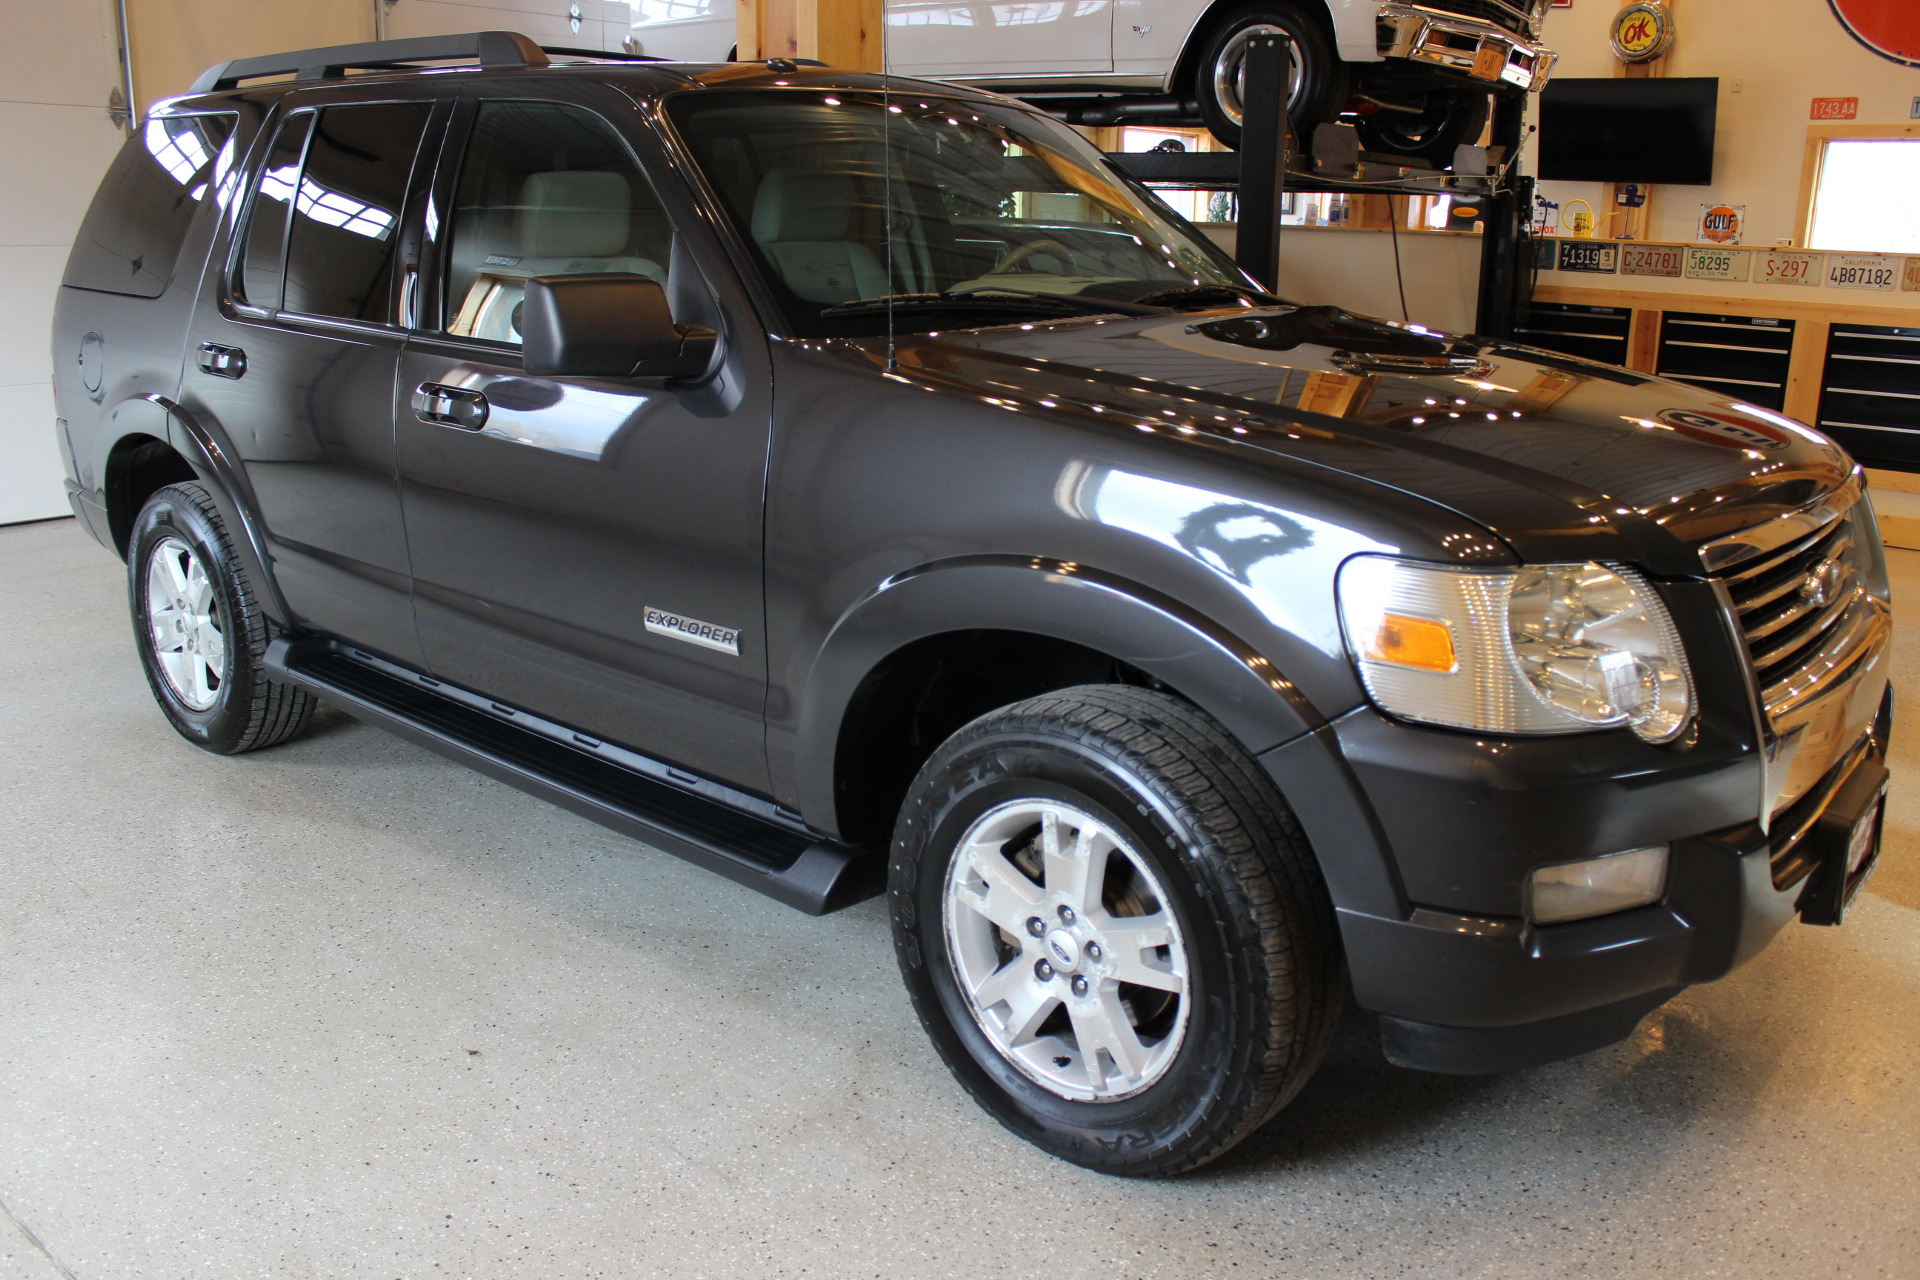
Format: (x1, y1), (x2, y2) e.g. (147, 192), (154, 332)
(942, 798), (1190, 1101)
(1211, 23), (1306, 128)
(145, 535), (227, 711)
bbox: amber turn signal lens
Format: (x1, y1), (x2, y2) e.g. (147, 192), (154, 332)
(1363, 614), (1457, 673)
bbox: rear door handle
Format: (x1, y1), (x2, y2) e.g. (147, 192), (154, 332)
(411, 382), (489, 431)
(197, 342), (247, 379)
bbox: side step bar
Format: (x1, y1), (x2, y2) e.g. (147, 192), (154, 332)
(265, 637), (884, 915)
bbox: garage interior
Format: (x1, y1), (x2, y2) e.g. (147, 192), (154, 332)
(4, 1), (1918, 1276)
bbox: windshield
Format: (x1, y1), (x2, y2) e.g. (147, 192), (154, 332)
(665, 89), (1248, 337)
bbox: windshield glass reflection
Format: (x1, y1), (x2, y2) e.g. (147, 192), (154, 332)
(668, 90), (1244, 337)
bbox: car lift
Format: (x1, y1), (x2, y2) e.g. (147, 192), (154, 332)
(1102, 34), (1532, 339)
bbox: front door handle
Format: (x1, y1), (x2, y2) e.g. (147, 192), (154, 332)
(197, 342), (247, 379)
(411, 382), (489, 431)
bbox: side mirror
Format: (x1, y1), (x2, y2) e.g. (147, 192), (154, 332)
(520, 273), (718, 381)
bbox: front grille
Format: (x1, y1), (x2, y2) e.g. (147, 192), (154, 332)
(1717, 506), (1867, 712)
(1418, 0), (1542, 38)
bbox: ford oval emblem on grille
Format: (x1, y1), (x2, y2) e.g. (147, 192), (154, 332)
(1800, 557), (1846, 608)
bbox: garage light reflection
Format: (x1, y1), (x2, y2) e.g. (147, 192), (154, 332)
(1055, 462), (1391, 637)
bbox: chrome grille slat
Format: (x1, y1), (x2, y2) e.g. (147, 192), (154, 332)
(1738, 535), (1857, 626)
(1714, 500), (1869, 722)
(1747, 581), (1860, 673)
(1721, 518), (1843, 589)
(1418, 0), (1541, 37)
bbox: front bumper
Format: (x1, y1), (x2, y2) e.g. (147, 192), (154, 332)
(1330, 688), (1889, 1071)
(1376, 5), (1557, 91)
(1259, 571), (1891, 1073)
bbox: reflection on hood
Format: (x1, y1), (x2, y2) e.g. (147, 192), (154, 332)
(1194, 306), (1490, 376)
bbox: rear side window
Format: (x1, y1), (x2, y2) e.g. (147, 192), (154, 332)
(234, 112), (313, 310)
(443, 100), (672, 344)
(280, 102), (433, 322)
(63, 114), (236, 297)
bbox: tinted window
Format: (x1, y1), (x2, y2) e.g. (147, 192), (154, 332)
(666, 91), (1239, 338)
(281, 102), (431, 322)
(63, 113), (236, 297)
(444, 101), (670, 344)
(234, 112), (313, 310)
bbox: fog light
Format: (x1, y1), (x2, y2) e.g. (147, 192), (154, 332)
(1529, 846), (1669, 924)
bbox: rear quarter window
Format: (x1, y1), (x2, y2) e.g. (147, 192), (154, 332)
(63, 113), (237, 298)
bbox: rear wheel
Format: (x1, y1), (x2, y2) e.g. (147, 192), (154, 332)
(1194, 3), (1348, 151)
(129, 483), (315, 754)
(889, 685), (1341, 1176)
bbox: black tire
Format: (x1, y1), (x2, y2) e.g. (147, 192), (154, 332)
(1193, 3), (1348, 151)
(889, 685), (1341, 1176)
(128, 482), (315, 754)
(1355, 87), (1490, 170)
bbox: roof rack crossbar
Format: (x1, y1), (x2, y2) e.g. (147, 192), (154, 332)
(190, 30), (549, 94)
(537, 45), (667, 63)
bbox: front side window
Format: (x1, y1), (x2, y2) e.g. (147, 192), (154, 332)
(443, 100), (673, 344)
(666, 90), (1244, 337)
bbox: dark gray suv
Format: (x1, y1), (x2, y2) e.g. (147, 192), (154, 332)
(52, 32), (1892, 1176)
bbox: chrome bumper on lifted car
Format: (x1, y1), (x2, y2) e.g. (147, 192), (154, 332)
(1377, 4), (1558, 90)
(1267, 484), (1892, 1074)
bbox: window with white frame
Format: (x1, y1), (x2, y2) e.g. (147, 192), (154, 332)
(1808, 139), (1920, 253)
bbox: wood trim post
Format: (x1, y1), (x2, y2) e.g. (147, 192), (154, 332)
(1783, 319), (1830, 427)
(739, 0), (881, 70)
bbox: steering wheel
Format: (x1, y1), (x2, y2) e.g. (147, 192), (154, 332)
(990, 237), (1084, 276)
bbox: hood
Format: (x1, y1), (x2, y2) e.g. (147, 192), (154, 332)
(892, 305), (1858, 577)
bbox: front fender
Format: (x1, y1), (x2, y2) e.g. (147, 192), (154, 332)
(794, 553), (1331, 835)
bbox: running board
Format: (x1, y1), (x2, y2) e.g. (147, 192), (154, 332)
(264, 636), (884, 914)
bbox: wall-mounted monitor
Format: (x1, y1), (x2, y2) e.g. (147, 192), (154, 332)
(1537, 77), (1719, 185)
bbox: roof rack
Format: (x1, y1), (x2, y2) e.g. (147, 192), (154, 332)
(189, 30), (548, 94)
(537, 45), (666, 63)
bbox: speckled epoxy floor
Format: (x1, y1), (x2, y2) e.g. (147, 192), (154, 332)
(3, 514), (1917, 1280)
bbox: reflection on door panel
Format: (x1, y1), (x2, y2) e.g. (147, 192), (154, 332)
(436, 366), (649, 459)
(394, 92), (773, 789)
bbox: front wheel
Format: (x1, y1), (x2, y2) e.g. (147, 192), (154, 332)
(129, 482), (315, 754)
(1193, 4), (1348, 151)
(889, 685), (1341, 1176)
(1355, 87), (1490, 170)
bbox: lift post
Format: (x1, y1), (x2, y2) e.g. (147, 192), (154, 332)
(1232, 33), (1292, 294)
(1104, 68), (1533, 339)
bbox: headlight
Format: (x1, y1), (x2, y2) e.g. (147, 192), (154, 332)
(1337, 556), (1693, 742)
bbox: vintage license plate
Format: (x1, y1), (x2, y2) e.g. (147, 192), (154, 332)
(1622, 244), (1684, 277)
(1557, 240), (1619, 274)
(1760, 250), (1822, 286)
(1904, 258), (1920, 292)
(1686, 246), (1751, 281)
(1827, 253), (1898, 290)
(1472, 42), (1507, 80)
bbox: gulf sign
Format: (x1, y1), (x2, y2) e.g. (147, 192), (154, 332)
(1658, 408), (1797, 452)
(1828, 1), (1920, 67)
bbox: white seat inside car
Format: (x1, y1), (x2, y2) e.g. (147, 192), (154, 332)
(451, 169), (666, 341)
(750, 169), (887, 304)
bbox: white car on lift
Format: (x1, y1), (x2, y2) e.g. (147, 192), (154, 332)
(625, 0), (1556, 165)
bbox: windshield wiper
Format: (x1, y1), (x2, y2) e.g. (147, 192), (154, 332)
(1130, 284), (1289, 311)
(820, 289), (1157, 320)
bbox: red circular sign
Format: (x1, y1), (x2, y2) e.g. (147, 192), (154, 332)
(1828, 0), (1920, 67)
(1658, 408), (1795, 451)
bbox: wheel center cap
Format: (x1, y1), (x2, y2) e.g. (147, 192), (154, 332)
(1044, 928), (1081, 971)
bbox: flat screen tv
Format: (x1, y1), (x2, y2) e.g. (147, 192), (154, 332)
(1537, 77), (1718, 185)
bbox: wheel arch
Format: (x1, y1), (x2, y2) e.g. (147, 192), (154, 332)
(1171, 0), (1343, 96)
(102, 395), (292, 625)
(799, 555), (1326, 844)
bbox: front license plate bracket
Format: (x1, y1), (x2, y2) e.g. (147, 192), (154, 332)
(1797, 757), (1889, 926)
